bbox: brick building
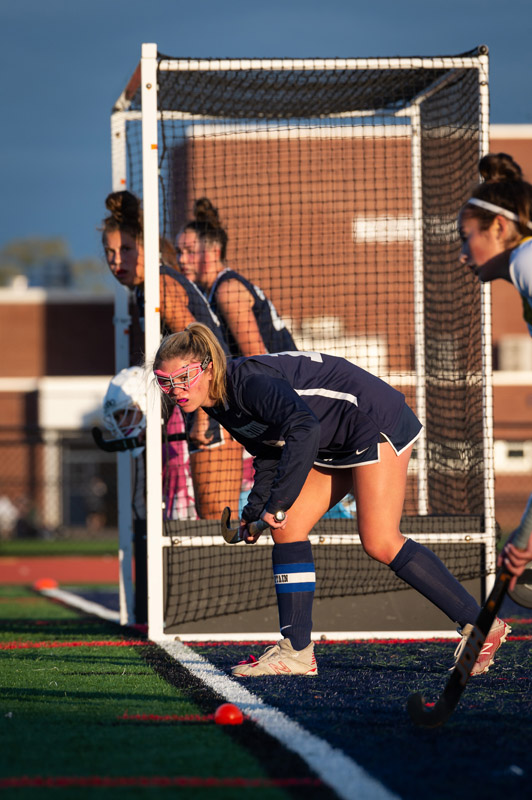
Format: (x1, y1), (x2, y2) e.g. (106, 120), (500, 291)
(0, 289), (116, 535)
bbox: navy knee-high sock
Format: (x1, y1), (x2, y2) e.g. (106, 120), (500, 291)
(272, 540), (315, 651)
(389, 538), (480, 627)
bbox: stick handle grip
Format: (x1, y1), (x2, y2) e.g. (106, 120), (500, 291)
(247, 510), (286, 536)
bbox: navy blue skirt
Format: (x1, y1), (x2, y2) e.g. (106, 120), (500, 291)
(314, 403), (423, 469)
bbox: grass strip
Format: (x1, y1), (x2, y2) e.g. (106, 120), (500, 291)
(0, 588), (328, 800)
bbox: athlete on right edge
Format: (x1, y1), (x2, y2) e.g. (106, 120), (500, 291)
(460, 152), (532, 600)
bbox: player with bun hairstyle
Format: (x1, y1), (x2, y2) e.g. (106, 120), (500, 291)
(176, 198), (296, 356)
(153, 323), (509, 677)
(459, 153), (532, 321)
(459, 153), (532, 585)
(102, 191), (227, 336)
(101, 190), (242, 519)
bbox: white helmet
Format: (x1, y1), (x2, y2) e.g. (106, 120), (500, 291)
(103, 366), (147, 457)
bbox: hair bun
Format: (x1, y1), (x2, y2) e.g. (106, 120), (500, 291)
(105, 191), (141, 226)
(193, 197), (221, 229)
(479, 153), (523, 184)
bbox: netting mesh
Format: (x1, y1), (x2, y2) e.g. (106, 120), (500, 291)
(163, 517), (486, 628)
(420, 71), (485, 515)
(117, 50), (492, 628)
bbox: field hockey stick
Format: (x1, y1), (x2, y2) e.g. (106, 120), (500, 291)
(407, 498), (532, 728)
(221, 506), (286, 544)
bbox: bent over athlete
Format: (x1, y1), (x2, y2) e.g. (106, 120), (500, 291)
(152, 323), (510, 677)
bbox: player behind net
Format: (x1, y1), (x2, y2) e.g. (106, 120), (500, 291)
(459, 152), (532, 585)
(176, 197), (296, 357)
(152, 322), (510, 677)
(101, 191), (242, 519)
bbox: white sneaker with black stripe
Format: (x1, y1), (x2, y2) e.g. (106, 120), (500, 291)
(231, 638), (317, 677)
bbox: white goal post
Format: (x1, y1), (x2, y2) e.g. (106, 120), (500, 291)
(111, 43), (494, 641)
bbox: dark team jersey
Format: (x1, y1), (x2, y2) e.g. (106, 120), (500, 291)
(204, 351), (407, 520)
(135, 265), (229, 354)
(208, 268), (297, 356)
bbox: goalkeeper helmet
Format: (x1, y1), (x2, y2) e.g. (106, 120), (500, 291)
(103, 366), (147, 458)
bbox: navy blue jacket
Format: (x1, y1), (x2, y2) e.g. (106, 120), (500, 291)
(205, 352), (407, 521)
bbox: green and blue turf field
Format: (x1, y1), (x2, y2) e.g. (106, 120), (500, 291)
(1, 584), (531, 799)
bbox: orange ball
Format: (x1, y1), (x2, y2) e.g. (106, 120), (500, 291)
(214, 703), (244, 725)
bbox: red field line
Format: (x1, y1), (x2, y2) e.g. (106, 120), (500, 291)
(0, 640), (147, 650)
(5, 636), (527, 652)
(119, 712), (215, 723)
(188, 635), (530, 647)
(0, 776), (322, 789)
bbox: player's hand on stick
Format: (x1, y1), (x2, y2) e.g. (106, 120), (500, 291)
(241, 510), (287, 543)
(261, 510), (287, 531)
(221, 507), (286, 545)
(240, 520), (261, 544)
(498, 530), (532, 590)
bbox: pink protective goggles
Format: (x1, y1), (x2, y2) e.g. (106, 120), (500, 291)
(154, 356), (211, 394)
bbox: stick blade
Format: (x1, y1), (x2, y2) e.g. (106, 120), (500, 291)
(220, 507), (242, 544)
(407, 692), (452, 729)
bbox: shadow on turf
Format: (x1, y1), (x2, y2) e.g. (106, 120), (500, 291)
(139, 644), (339, 800)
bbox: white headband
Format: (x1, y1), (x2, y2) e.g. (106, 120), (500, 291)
(467, 197), (532, 231)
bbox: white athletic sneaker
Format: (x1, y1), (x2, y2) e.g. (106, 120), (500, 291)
(231, 638), (317, 677)
(451, 617), (511, 676)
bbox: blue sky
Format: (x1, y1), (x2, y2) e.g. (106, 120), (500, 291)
(1, 0), (531, 264)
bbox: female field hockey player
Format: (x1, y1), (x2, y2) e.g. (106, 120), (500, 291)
(176, 197), (296, 356)
(459, 153), (532, 582)
(101, 191), (242, 519)
(152, 322), (510, 677)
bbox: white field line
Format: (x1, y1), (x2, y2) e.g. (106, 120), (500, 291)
(41, 587), (120, 623)
(159, 640), (401, 800)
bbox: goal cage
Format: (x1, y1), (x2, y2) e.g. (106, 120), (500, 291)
(110, 43), (494, 641)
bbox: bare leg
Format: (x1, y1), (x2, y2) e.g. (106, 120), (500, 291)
(352, 441), (411, 563)
(271, 466), (352, 544)
(353, 441), (480, 626)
